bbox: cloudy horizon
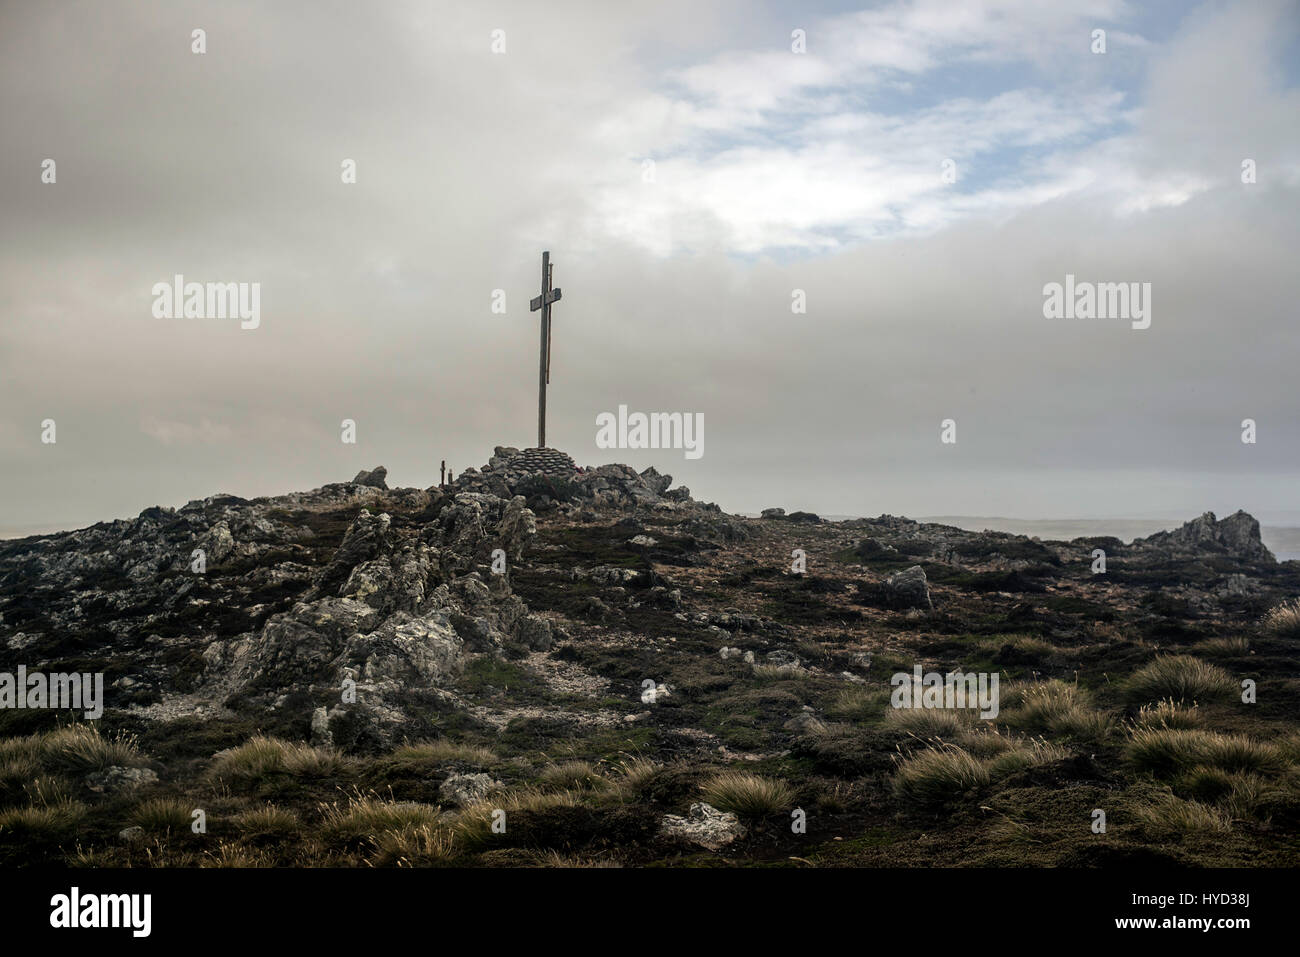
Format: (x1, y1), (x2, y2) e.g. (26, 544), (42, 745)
(3, 0), (1298, 534)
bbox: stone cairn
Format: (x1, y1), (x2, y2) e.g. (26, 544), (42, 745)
(488, 446), (579, 476)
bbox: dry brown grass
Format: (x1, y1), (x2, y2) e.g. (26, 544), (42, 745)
(1126, 655), (1237, 704)
(701, 771), (796, 819)
(892, 744), (990, 809)
(1261, 599), (1300, 639)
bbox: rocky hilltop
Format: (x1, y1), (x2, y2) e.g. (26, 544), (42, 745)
(1, 449), (1297, 868)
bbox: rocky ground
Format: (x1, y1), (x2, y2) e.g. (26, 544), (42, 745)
(1, 446), (1298, 867)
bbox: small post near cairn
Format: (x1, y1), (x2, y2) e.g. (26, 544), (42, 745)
(440, 460), (446, 486)
(530, 250), (562, 448)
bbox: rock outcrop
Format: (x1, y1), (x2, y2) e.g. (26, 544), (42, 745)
(352, 466), (389, 489)
(1134, 510), (1275, 563)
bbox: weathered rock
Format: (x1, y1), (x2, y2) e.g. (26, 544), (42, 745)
(784, 712), (827, 735)
(197, 521), (235, 566)
(439, 772), (497, 806)
(761, 508), (786, 519)
(84, 766), (158, 794)
(352, 466), (389, 489)
(313, 510), (392, 597)
(639, 467), (672, 495)
(336, 610), (465, 686)
(884, 564), (933, 610)
(659, 802), (746, 850)
(239, 597), (382, 688)
(310, 706), (334, 748)
(497, 495), (537, 561)
(1136, 510), (1275, 563)
(513, 614), (555, 651)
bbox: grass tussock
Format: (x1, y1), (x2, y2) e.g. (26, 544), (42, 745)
(1004, 680), (1114, 740)
(202, 842), (276, 868)
(883, 706), (973, 737)
(0, 779), (87, 838)
(1191, 636), (1251, 658)
(1135, 792), (1233, 836)
(1135, 698), (1204, 730)
(958, 727), (1021, 758)
(388, 740), (497, 769)
(1261, 599), (1300, 639)
(0, 753), (40, 801)
(1174, 766), (1272, 819)
(233, 805), (301, 839)
(319, 792), (442, 846)
(892, 744), (990, 809)
(2, 724), (145, 775)
(209, 736), (348, 789)
(1126, 655), (1237, 704)
(537, 761), (609, 793)
(370, 823), (457, 866)
(129, 797), (195, 833)
(826, 686), (889, 722)
(983, 635), (1056, 660)
(454, 789), (582, 849)
(985, 738), (1070, 779)
(612, 756), (659, 795)
(700, 771), (796, 819)
(1126, 727), (1288, 777)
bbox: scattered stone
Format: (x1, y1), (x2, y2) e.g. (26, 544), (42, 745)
(883, 564), (933, 610)
(659, 802), (746, 850)
(85, 766), (158, 794)
(765, 649), (801, 668)
(439, 772), (497, 806)
(784, 712), (827, 735)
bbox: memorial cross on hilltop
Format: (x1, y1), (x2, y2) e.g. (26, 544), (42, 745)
(529, 250), (562, 449)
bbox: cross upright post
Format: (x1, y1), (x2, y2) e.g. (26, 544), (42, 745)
(529, 250), (562, 449)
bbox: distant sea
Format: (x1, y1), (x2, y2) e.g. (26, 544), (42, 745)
(917, 517), (1300, 563)
(8, 517), (1300, 562)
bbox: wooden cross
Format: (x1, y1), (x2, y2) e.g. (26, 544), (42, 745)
(529, 250), (562, 449)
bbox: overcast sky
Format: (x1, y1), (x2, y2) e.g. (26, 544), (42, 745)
(2, 0), (1298, 531)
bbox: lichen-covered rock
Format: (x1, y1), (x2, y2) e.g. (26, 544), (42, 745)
(245, 597), (383, 687)
(497, 495), (536, 561)
(84, 766), (159, 794)
(514, 614), (554, 651)
(352, 466), (389, 489)
(439, 772), (497, 805)
(884, 564), (932, 610)
(336, 610), (465, 686)
(659, 802), (746, 850)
